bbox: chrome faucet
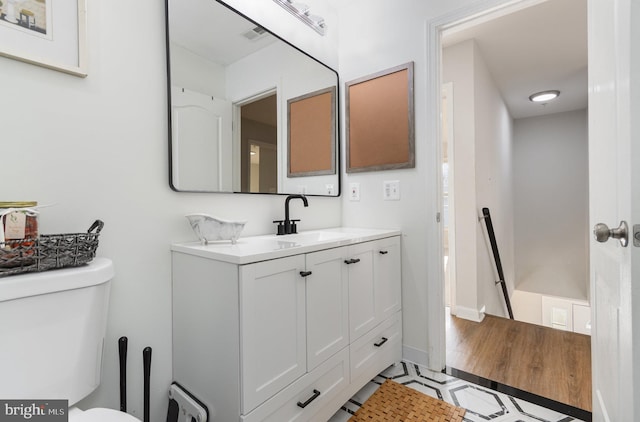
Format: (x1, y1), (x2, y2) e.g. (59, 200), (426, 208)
(274, 194), (308, 235)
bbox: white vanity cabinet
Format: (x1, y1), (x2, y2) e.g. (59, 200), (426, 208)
(171, 229), (401, 422)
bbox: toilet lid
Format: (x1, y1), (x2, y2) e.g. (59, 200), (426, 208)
(69, 408), (140, 422)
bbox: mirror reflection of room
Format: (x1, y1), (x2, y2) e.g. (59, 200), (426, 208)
(167, 0), (339, 195)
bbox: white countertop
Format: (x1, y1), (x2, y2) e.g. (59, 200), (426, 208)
(171, 227), (401, 265)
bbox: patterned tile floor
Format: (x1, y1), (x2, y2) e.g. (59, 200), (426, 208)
(329, 362), (586, 422)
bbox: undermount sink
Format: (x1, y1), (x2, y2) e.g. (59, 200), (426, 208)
(284, 231), (349, 244)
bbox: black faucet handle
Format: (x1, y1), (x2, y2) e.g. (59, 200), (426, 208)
(290, 219), (300, 234)
(273, 220), (285, 235)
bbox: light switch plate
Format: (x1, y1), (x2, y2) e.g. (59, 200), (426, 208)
(383, 180), (400, 200)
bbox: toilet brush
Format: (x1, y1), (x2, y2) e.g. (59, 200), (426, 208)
(143, 346), (152, 422)
(118, 336), (128, 412)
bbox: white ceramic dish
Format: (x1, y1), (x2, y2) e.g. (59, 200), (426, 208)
(186, 214), (247, 245)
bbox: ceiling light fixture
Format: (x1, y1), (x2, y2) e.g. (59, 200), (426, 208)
(529, 90), (560, 103)
(273, 0), (327, 36)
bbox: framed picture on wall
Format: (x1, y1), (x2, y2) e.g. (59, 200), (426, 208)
(287, 86), (337, 177)
(0, 0), (87, 77)
(345, 62), (415, 173)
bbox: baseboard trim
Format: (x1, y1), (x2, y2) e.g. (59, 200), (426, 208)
(452, 305), (485, 322)
(402, 344), (428, 367)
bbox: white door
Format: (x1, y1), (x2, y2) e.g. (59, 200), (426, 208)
(588, 0), (638, 419)
(171, 87), (232, 191)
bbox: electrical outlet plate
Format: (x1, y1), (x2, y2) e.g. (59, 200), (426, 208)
(349, 183), (360, 201)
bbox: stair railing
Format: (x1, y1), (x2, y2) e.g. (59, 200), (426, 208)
(480, 207), (514, 319)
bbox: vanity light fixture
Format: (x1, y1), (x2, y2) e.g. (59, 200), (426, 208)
(273, 0), (327, 35)
(529, 90), (560, 103)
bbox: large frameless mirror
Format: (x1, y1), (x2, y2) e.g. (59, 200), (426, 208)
(166, 0), (340, 196)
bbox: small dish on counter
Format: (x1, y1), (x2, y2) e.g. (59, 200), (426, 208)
(185, 214), (247, 245)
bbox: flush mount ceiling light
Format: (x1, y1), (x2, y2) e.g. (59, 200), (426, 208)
(529, 90), (560, 103)
(273, 0), (327, 35)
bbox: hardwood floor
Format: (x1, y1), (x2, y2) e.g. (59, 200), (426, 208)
(446, 311), (592, 411)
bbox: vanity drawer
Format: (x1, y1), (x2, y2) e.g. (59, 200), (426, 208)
(242, 348), (349, 422)
(350, 311), (402, 383)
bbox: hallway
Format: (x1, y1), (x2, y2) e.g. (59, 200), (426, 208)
(446, 311), (591, 417)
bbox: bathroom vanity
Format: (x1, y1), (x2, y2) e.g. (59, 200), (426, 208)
(171, 228), (402, 421)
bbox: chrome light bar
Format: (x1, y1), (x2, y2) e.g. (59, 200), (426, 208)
(273, 0), (327, 35)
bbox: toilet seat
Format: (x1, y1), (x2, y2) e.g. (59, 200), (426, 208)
(68, 407), (140, 421)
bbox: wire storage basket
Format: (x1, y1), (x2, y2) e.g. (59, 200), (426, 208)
(0, 220), (104, 277)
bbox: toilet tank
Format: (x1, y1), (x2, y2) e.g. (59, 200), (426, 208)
(0, 258), (114, 405)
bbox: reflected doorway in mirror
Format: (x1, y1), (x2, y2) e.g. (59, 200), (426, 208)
(239, 93), (278, 193)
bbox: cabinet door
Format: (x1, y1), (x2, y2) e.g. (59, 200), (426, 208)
(240, 255), (306, 413)
(305, 247), (349, 371)
(347, 241), (376, 341)
(375, 236), (402, 322)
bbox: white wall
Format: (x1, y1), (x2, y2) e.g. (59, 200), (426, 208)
(513, 109), (589, 300)
(443, 39), (515, 320)
(169, 42), (226, 98)
(473, 40), (515, 318)
(336, 0), (477, 366)
(0, 1), (340, 421)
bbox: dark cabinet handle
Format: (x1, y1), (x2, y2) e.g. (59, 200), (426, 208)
(300, 271), (312, 277)
(374, 337), (388, 347)
(344, 258), (361, 265)
(379, 250), (389, 255)
(297, 389), (321, 408)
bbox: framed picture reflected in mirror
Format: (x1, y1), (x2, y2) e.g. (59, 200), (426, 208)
(287, 86), (336, 177)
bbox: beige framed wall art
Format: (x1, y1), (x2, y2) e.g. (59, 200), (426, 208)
(345, 62), (415, 173)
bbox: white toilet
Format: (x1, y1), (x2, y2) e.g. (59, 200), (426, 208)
(0, 258), (139, 421)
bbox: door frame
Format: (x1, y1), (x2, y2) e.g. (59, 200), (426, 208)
(427, 0), (638, 417)
(441, 82), (456, 310)
(426, 0), (558, 371)
(232, 88), (278, 192)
